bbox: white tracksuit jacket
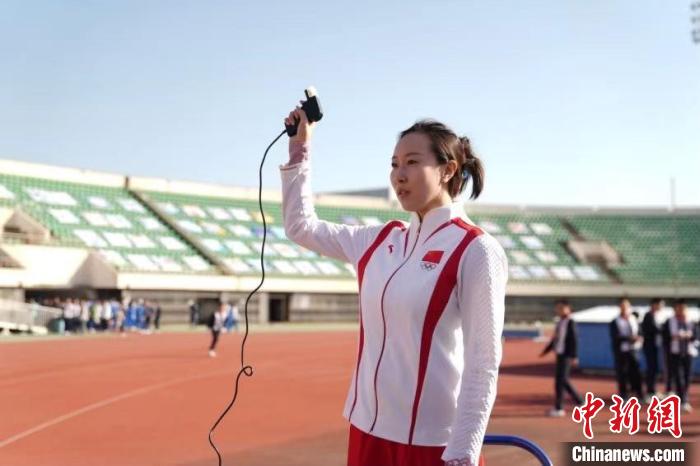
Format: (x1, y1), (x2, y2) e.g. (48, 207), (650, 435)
(280, 159), (508, 462)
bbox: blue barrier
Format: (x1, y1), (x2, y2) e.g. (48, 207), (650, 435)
(502, 327), (543, 339)
(484, 435), (552, 466)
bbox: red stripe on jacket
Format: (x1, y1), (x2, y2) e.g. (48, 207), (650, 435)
(408, 220), (483, 444)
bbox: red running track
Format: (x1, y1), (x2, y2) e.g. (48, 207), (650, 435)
(1, 330), (697, 466)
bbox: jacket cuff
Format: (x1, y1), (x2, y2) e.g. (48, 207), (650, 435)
(288, 140), (310, 164)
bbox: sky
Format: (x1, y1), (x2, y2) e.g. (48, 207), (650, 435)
(1, 1), (698, 207)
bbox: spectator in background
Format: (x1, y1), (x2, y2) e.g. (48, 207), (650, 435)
(144, 300), (153, 332)
(663, 299), (699, 412)
(115, 301), (126, 333)
(87, 300), (98, 333)
(100, 300), (112, 331)
(72, 299), (82, 332)
(62, 299), (74, 332)
(153, 301), (162, 331)
(112, 299), (122, 331)
(135, 299), (146, 330)
(126, 300), (137, 331)
(224, 301), (240, 333)
(79, 299), (90, 333)
(62, 299), (80, 333)
(540, 299), (583, 417)
(641, 297), (664, 400)
(610, 297), (644, 400)
(189, 299), (199, 327)
(208, 303), (226, 357)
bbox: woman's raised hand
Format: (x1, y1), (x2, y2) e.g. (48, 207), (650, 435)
(284, 103), (315, 145)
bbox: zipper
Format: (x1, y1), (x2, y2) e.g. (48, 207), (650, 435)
(369, 221), (422, 432)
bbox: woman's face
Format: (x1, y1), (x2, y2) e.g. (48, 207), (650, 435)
(390, 132), (455, 218)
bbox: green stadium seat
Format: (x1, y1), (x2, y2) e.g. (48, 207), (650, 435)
(0, 174), (215, 274)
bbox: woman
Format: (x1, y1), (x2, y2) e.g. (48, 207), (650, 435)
(281, 108), (508, 466)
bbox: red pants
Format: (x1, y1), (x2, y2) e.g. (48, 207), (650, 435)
(347, 424), (486, 466)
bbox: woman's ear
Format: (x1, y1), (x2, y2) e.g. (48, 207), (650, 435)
(442, 160), (459, 183)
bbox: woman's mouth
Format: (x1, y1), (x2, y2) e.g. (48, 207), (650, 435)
(397, 189), (410, 199)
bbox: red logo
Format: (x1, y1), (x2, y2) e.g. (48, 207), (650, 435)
(572, 392), (605, 439)
(609, 395), (641, 435)
(647, 395), (682, 438)
(569, 393), (684, 439)
(420, 250), (444, 271)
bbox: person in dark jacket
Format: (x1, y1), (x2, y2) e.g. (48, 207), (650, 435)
(662, 298), (699, 412)
(188, 299), (199, 327)
(207, 302), (226, 358)
(610, 297), (644, 400)
(153, 301), (162, 331)
(541, 298), (583, 416)
(641, 297), (664, 400)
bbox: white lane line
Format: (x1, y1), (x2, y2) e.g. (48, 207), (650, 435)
(0, 368), (234, 449)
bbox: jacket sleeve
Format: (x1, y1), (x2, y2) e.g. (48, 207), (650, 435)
(442, 234), (508, 463)
(570, 320), (578, 358)
(662, 321), (671, 350)
(280, 159), (391, 265)
(610, 320), (621, 351)
(541, 338), (554, 356)
(641, 313), (654, 340)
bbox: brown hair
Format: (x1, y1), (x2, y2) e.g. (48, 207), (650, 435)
(555, 298), (571, 308)
(399, 119), (484, 200)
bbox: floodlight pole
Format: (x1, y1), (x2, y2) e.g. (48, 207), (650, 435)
(692, 2), (700, 44)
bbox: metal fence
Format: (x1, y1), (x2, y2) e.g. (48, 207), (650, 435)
(0, 299), (63, 334)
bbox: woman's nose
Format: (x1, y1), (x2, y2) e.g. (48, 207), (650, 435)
(395, 168), (407, 183)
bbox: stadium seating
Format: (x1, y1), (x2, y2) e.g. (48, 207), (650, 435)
(569, 215), (700, 286)
(0, 173), (215, 274)
(137, 190), (356, 279)
(0, 160), (698, 287)
(468, 212), (609, 283)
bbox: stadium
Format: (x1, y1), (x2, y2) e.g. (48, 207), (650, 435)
(1, 157), (698, 466)
(2, 3), (699, 463)
(0, 157), (698, 331)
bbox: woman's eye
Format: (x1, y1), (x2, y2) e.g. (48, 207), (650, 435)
(391, 162), (398, 168)
(407, 160), (417, 165)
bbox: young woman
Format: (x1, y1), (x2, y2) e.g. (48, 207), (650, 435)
(281, 108), (508, 466)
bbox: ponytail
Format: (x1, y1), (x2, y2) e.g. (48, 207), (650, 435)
(459, 136), (484, 200)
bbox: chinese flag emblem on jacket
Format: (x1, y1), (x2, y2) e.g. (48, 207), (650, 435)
(420, 250), (444, 271)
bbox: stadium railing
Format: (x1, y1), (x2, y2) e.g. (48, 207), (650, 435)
(0, 299), (62, 334)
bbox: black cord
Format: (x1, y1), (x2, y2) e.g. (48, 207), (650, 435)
(208, 128), (287, 465)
